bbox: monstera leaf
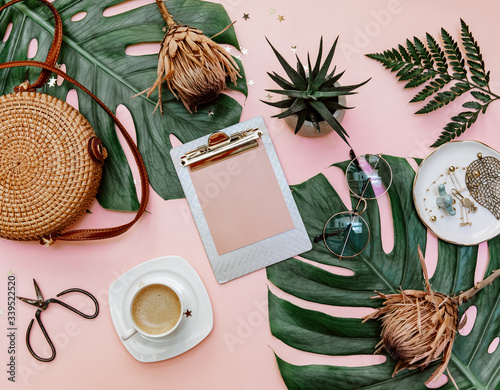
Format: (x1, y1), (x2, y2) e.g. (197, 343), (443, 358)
(0, 0), (247, 210)
(267, 156), (500, 389)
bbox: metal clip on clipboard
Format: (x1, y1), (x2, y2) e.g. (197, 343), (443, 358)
(180, 128), (263, 171)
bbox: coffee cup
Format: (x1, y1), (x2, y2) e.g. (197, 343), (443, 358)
(121, 282), (183, 340)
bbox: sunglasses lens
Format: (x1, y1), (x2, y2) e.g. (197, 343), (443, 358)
(346, 154), (392, 199)
(324, 212), (370, 258)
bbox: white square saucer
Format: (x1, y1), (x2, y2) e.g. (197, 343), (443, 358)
(108, 256), (213, 362)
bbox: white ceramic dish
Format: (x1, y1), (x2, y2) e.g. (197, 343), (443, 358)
(413, 140), (500, 245)
(108, 256), (213, 362)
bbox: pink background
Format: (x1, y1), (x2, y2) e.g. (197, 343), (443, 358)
(1, 0), (499, 388)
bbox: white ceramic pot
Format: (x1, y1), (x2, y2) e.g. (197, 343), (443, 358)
(282, 89), (347, 138)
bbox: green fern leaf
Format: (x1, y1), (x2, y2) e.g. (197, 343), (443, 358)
(365, 53), (396, 71)
(441, 28), (467, 79)
(404, 72), (435, 89)
(470, 76), (488, 87)
(405, 38), (422, 65)
(397, 44), (412, 62)
(409, 76), (451, 102)
(389, 48), (402, 61)
(462, 101), (483, 110)
(395, 63), (416, 78)
(449, 82), (470, 95)
(413, 37), (433, 68)
(432, 110), (480, 147)
(415, 91), (457, 114)
(471, 91), (491, 103)
(426, 33), (447, 73)
(398, 67), (423, 82)
(470, 68), (487, 79)
(460, 19), (489, 83)
(367, 20), (499, 147)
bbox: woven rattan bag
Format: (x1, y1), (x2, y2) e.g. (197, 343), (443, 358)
(0, 0), (149, 245)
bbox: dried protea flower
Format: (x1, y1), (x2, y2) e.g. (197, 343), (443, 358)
(134, 0), (241, 114)
(363, 246), (500, 387)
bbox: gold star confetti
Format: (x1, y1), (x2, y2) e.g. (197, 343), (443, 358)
(277, 15), (285, 22)
(265, 93), (273, 101)
(184, 309), (192, 317)
(268, 7), (276, 14)
(48, 77), (57, 87)
(242, 13), (249, 21)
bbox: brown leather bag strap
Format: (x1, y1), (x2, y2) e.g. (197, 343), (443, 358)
(0, 0), (63, 91)
(0, 60), (149, 244)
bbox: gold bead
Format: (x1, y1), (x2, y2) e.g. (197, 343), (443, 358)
(430, 216), (437, 222)
(449, 166), (455, 172)
(478, 152), (483, 159)
(474, 170), (480, 178)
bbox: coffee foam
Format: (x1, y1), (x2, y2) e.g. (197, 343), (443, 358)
(132, 284), (181, 335)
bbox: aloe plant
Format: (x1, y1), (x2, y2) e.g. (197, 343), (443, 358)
(367, 19), (498, 147)
(267, 156), (500, 389)
(0, 0), (247, 210)
(263, 37), (369, 143)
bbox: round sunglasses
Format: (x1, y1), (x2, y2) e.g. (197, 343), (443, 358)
(314, 154), (392, 259)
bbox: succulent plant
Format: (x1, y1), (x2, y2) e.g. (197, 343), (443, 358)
(262, 37), (370, 143)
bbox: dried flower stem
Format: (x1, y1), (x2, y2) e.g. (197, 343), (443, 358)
(156, 0), (175, 27)
(364, 245), (500, 388)
(457, 267), (500, 305)
(134, 0), (241, 114)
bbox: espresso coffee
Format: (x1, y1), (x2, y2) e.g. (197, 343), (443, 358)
(131, 284), (182, 335)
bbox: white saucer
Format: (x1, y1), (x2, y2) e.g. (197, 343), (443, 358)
(413, 140), (500, 245)
(108, 256), (213, 362)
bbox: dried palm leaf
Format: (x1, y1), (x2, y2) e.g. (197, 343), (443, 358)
(363, 246), (500, 388)
(134, 0), (241, 114)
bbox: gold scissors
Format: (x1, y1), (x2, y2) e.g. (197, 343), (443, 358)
(16, 279), (99, 362)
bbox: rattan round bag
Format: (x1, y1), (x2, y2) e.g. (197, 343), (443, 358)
(0, 91), (107, 241)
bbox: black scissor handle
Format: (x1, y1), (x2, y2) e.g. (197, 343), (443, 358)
(26, 311), (56, 362)
(50, 288), (100, 319)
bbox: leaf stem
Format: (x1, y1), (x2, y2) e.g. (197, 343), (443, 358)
(449, 74), (500, 100)
(457, 268), (500, 304)
(450, 353), (487, 390)
(155, 0), (176, 27)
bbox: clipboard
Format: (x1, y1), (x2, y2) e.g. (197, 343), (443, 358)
(170, 116), (312, 283)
